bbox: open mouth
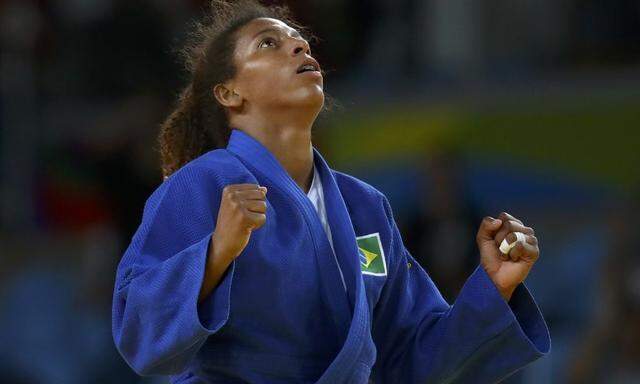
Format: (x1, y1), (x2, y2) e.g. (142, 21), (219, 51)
(296, 60), (320, 75)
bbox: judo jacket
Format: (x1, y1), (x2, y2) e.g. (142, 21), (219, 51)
(112, 128), (551, 383)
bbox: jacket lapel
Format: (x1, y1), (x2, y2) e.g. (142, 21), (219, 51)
(225, 129), (372, 381)
(225, 129), (352, 334)
(312, 148), (374, 383)
(311, 148), (361, 309)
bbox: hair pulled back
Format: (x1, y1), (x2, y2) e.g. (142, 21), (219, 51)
(158, 0), (312, 178)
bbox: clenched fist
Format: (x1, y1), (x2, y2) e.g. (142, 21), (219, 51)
(211, 183), (268, 262)
(476, 212), (540, 302)
(198, 184), (267, 303)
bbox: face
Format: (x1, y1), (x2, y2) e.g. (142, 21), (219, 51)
(220, 17), (324, 112)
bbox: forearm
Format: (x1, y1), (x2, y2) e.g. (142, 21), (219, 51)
(198, 237), (234, 304)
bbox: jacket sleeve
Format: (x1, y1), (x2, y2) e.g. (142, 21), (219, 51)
(370, 195), (551, 384)
(111, 165), (235, 376)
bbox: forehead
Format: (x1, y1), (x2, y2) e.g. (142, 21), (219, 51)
(235, 17), (300, 45)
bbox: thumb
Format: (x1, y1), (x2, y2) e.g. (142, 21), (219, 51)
(477, 216), (503, 243)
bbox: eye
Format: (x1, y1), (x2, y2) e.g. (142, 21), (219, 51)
(258, 37), (277, 49)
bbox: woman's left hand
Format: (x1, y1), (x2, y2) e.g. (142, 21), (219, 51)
(476, 212), (540, 301)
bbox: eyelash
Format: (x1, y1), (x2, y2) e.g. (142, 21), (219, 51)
(259, 37), (277, 49)
(258, 35), (311, 54)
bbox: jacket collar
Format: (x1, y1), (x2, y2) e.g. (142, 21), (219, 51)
(226, 128), (306, 197)
(225, 128), (363, 308)
(225, 128), (372, 377)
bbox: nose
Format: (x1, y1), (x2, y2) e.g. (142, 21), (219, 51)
(291, 37), (310, 56)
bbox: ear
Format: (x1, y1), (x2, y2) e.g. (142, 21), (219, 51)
(213, 83), (243, 108)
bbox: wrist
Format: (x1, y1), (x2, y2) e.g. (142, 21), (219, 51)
(208, 234), (236, 267)
(498, 286), (515, 302)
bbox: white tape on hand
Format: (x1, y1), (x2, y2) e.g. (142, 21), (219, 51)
(499, 231), (527, 254)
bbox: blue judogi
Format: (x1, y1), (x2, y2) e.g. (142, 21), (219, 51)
(112, 128), (550, 383)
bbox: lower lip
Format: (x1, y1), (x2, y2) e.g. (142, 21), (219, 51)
(298, 70), (322, 78)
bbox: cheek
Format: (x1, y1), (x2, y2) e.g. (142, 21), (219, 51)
(238, 60), (323, 106)
(240, 61), (291, 97)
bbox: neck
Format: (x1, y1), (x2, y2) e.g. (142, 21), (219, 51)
(232, 110), (315, 193)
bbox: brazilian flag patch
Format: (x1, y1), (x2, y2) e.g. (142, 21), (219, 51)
(356, 232), (387, 276)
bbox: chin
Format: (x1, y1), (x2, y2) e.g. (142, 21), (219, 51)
(306, 89), (325, 108)
(279, 89), (323, 111)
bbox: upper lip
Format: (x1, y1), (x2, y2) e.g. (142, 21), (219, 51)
(296, 57), (321, 74)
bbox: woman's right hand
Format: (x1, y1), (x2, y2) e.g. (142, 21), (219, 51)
(211, 183), (268, 262)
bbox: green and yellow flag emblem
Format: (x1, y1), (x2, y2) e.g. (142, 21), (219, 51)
(356, 232), (387, 276)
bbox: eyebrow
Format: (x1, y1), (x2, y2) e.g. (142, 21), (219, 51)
(253, 27), (302, 40)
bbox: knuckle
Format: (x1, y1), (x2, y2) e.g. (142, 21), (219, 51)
(250, 213), (266, 227)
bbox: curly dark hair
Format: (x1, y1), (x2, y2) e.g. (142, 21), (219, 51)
(158, 0), (329, 178)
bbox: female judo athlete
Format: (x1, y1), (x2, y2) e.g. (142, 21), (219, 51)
(111, 1), (551, 382)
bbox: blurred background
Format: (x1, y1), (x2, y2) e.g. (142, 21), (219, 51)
(1, 0), (639, 383)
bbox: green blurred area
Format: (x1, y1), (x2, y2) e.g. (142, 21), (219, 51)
(324, 97), (640, 190)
